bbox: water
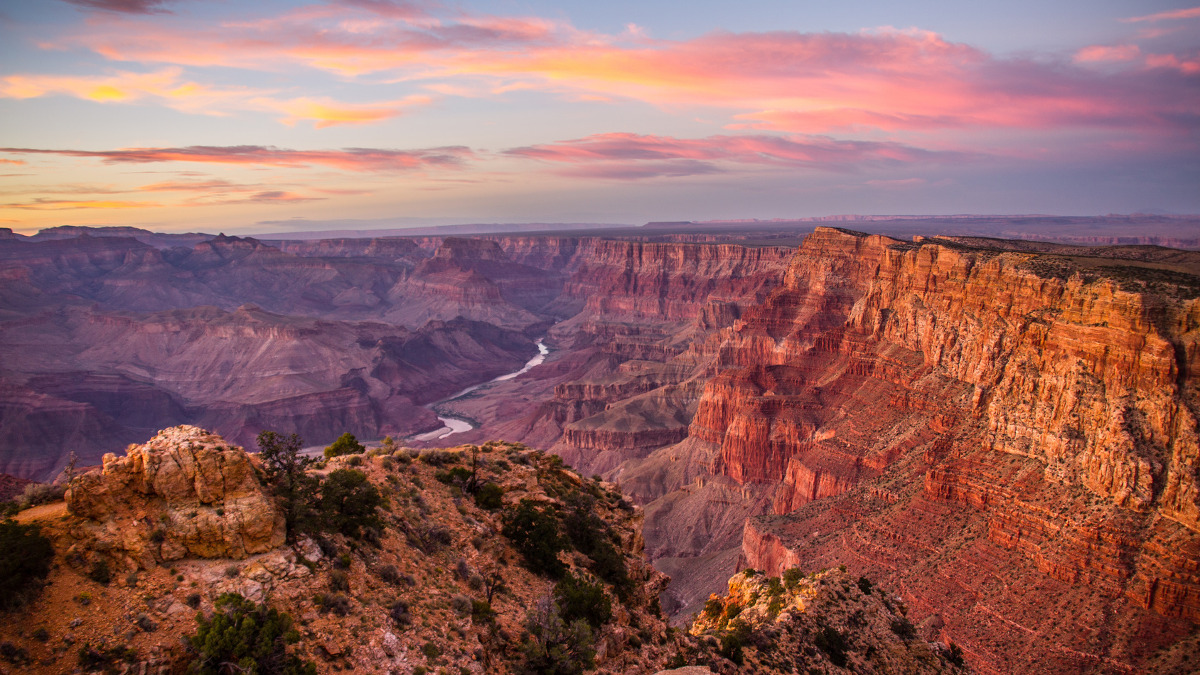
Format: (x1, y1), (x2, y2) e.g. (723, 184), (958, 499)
(413, 339), (549, 442)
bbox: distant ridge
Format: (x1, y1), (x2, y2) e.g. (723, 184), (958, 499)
(253, 221), (632, 240)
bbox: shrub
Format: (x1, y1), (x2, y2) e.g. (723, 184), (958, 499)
(815, 625), (848, 667)
(502, 500), (566, 577)
(186, 593), (202, 609)
(77, 644), (135, 671)
(377, 564), (402, 585)
(450, 594), (472, 616)
(410, 524), (453, 554)
(18, 483), (65, 510)
(718, 620), (752, 665)
(857, 575), (873, 595)
(421, 641), (441, 660)
(0, 520), (54, 610)
(554, 573), (611, 628)
(521, 596), (594, 675)
(317, 593), (351, 616)
(471, 599), (495, 624)
(0, 642), (30, 666)
(329, 570), (349, 592)
(324, 432), (365, 458)
(345, 455), (364, 467)
(318, 469), (383, 538)
(418, 450), (455, 466)
(782, 567), (804, 590)
(947, 642), (966, 668)
(474, 482), (504, 510)
(703, 598), (723, 620)
(187, 593), (316, 675)
(389, 599), (412, 627)
(891, 616), (917, 641)
(88, 560), (112, 585)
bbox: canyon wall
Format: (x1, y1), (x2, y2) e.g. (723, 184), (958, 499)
(685, 228), (1200, 673)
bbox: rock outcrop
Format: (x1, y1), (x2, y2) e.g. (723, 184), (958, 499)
(65, 425), (285, 568)
(685, 228), (1200, 673)
(688, 568), (968, 674)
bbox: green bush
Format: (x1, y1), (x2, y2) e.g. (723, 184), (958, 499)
(318, 469), (382, 538)
(474, 482), (504, 510)
(324, 432), (365, 459)
(554, 573), (611, 628)
(782, 567), (804, 590)
(0, 520), (54, 610)
(718, 620), (752, 665)
(501, 499), (566, 577)
(186, 593), (316, 675)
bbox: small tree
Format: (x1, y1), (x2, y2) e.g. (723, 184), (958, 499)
(324, 432), (365, 458)
(256, 431), (319, 540)
(502, 499), (566, 577)
(319, 469), (382, 538)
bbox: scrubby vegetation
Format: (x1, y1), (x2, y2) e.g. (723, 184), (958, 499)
(323, 432), (365, 459)
(0, 520), (54, 610)
(186, 593), (316, 675)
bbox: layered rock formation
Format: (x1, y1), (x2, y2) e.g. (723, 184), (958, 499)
(675, 228), (1200, 673)
(64, 425), (285, 568)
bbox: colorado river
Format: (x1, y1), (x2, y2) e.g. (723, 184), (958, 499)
(413, 339), (549, 441)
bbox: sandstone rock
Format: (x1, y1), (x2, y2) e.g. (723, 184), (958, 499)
(65, 426), (285, 565)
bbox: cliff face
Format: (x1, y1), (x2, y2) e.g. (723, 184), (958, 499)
(687, 228), (1200, 672)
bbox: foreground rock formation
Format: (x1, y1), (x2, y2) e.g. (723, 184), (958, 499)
(64, 425), (285, 569)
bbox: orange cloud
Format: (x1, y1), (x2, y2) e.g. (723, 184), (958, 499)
(0, 159), (25, 165)
(0, 68), (430, 127)
(261, 95), (432, 128)
(1, 199), (160, 210)
(0, 145), (475, 172)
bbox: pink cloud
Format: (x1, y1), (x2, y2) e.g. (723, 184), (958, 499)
(1074, 44), (1141, 63)
(506, 132), (972, 178)
(0, 145), (475, 172)
(49, 10), (1197, 138)
(1121, 6), (1200, 23)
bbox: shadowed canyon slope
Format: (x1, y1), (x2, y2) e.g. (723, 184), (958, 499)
(2, 223), (1199, 673)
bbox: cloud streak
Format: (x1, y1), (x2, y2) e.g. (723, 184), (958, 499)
(0, 145), (475, 171)
(506, 132), (972, 178)
(0, 69), (432, 127)
(61, 0), (177, 14)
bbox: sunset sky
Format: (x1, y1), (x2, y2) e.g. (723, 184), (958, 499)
(1, 0), (1197, 234)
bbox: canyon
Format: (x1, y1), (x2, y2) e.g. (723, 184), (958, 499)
(1, 219), (1198, 673)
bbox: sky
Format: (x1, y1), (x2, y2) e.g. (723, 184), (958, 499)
(0, 0), (1197, 235)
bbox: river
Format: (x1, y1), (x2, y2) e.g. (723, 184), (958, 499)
(413, 339), (550, 442)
